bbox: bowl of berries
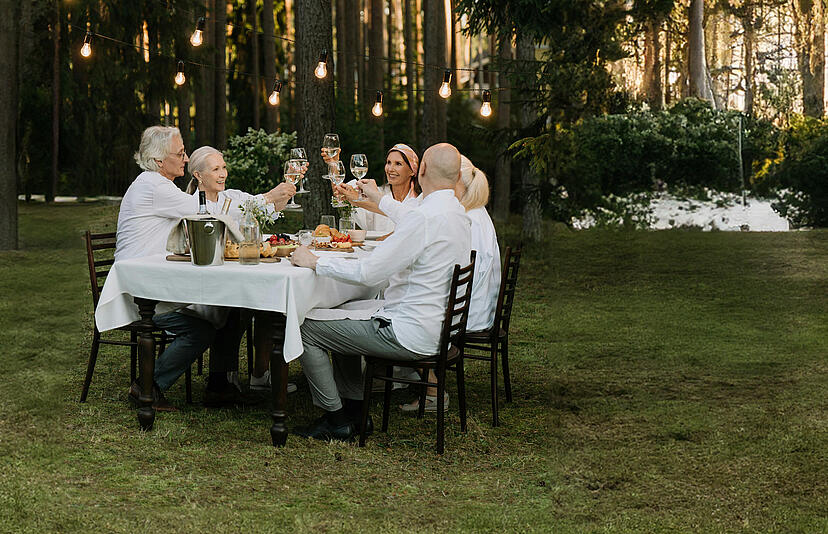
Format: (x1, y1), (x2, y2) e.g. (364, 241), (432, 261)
(267, 233), (299, 256)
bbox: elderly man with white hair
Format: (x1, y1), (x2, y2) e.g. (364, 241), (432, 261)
(116, 126), (295, 410)
(289, 143), (472, 441)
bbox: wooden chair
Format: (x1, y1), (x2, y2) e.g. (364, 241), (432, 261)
(79, 230), (193, 403)
(463, 245), (522, 427)
(359, 252), (476, 454)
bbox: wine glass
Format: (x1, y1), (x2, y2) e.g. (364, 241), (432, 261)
(322, 133), (340, 161)
(350, 153), (368, 201)
(329, 161), (348, 208)
(320, 215), (336, 229)
(297, 229), (313, 246)
(290, 148), (309, 194)
(283, 159), (302, 208)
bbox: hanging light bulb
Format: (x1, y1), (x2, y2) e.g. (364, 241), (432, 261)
(439, 69), (452, 99)
(480, 89), (492, 118)
(174, 61), (186, 86)
(268, 80), (282, 106)
(80, 31), (93, 58)
(190, 17), (206, 47)
(314, 49), (328, 79)
(371, 91), (383, 117)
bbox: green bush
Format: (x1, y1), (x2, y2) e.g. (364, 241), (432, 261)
(222, 128), (297, 194)
(760, 115), (828, 227)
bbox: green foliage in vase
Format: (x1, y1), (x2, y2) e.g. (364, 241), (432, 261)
(222, 128), (297, 197)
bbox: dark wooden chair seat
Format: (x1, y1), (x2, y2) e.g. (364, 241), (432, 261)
(460, 246), (522, 427)
(359, 251), (476, 454)
(79, 230), (194, 403)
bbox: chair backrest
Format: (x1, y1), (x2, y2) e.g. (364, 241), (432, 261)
(437, 250), (476, 361)
(493, 245), (522, 335)
(85, 230), (117, 308)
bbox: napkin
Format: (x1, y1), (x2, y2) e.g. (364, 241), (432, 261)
(304, 298), (385, 321)
(166, 214), (245, 255)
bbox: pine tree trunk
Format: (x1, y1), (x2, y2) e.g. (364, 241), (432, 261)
(335, 0), (347, 108)
(358, 0), (367, 118)
(369, 0), (385, 151)
(147, 15), (162, 122)
(262, 0), (278, 131)
(387, 0), (395, 82)
(50, 0), (60, 203)
(743, 9), (755, 116)
(644, 18), (663, 110)
(403, 0), (416, 149)
(0, 0), (18, 250)
(664, 24), (672, 106)
(214, 1), (227, 148)
(688, 0), (714, 105)
(420, 0), (447, 150)
(295, 0), (336, 226)
(344, 0), (357, 116)
(450, 0), (458, 92)
(493, 34), (511, 222)
(196, 0), (215, 147)
(250, 0), (261, 130)
(793, 0), (825, 117)
(516, 33), (540, 242)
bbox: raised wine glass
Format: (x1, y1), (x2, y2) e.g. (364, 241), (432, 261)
(290, 148), (309, 194)
(329, 161), (348, 208)
(283, 159), (302, 209)
(350, 153), (368, 201)
(322, 133), (340, 161)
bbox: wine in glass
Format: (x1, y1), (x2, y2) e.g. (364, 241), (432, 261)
(322, 133), (340, 161)
(283, 159), (302, 208)
(350, 153), (368, 201)
(290, 148), (309, 194)
(329, 161), (348, 208)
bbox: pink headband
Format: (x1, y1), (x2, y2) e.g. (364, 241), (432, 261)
(388, 143), (419, 177)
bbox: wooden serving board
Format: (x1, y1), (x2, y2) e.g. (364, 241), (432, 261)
(311, 246), (354, 253)
(166, 254), (280, 263)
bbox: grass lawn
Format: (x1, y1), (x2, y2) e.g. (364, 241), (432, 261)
(0, 201), (825, 533)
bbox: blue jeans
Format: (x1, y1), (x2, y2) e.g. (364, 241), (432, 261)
(152, 311), (215, 391)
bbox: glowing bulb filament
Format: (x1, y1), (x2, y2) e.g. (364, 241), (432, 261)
(315, 49), (328, 79)
(190, 17), (206, 47)
(81, 32), (93, 58)
(268, 80), (282, 106)
(372, 91), (383, 117)
(175, 61), (186, 86)
(480, 89), (493, 118)
(439, 69), (452, 98)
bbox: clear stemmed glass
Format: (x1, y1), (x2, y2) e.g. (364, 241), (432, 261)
(350, 153), (368, 201)
(322, 133), (340, 161)
(283, 159), (302, 208)
(290, 148), (309, 194)
(329, 161), (348, 208)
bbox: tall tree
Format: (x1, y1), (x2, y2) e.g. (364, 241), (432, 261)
(262, 0), (279, 131)
(369, 0), (385, 148)
(493, 34), (512, 222)
(295, 0), (336, 226)
(688, 0), (716, 105)
(214, 1), (228, 148)
(50, 0), (60, 202)
(791, 0), (825, 117)
(403, 0), (416, 145)
(420, 0), (448, 150)
(0, 0), (18, 250)
(196, 0), (216, 147)
(335, 0), (348, 109)
(516, 33), (540, 241)
(643, 18), (664, 110)
(250, 0), (261, 130)
(344, 0), (357, 114)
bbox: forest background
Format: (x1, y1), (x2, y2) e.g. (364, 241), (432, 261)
(2, 0), (828, 251)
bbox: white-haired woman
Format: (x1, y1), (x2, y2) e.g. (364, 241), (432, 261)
(185, 146), (296, 218)
(357, 155), (502, 412)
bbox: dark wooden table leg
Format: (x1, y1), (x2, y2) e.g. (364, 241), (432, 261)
(267, 313), (289, 447)
(134, 297), (158, 431)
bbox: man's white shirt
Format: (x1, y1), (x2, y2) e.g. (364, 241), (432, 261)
(316, 189), (471, 355)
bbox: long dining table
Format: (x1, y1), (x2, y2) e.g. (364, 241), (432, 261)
(94, 250), (379, 446)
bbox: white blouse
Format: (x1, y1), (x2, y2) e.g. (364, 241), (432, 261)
(346, 181), (418, 232)
(379, 197), (501, 332)
(191, 188), (281, 222)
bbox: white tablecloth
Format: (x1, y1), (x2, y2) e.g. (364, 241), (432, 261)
(94, 254), (379, 361)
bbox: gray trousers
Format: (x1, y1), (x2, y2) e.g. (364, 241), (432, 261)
(299, 318), (426, 411)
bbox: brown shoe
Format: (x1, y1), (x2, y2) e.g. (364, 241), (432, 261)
(128, 381), (179, 412)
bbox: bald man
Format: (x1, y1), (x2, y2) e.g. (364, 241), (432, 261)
(290, 143), (472, 441)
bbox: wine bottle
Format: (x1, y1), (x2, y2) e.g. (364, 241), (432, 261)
(198, 191), (208, 214)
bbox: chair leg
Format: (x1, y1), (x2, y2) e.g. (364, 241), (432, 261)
(382, 365), (393, 430)
(436, 366), (446, 454)
(490, 342), (499, 427)
(360, 361), (375, 446)
(185, 365), (192, 404)
(80, 328), (102, 402)
(246, 322), (254, 378)
(457, 358), (467, 433)
(501, 335), (513, 403)
(130, 331), (138, 384)
(417, 370), (427, 419)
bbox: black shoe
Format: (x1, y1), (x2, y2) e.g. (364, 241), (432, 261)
(294, 414), (355, 442)
(351, 414), (374, 436)
(128, 381), (178, 412)
(203, 382), (262, 408)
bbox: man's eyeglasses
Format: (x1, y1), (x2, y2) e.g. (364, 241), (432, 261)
(173, 150), (187, 159)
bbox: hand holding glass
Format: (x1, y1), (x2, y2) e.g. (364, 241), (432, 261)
(290, 148), (309, 193)
(283, 159), (302, 208)
(322, 134), (340, 161)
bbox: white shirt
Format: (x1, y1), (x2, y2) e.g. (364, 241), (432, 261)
(379, 196), (501, 331)
(190, 188), (281, 221)
(115, 171), (197, 262)
(316, 189), (471, 355)
(345, 181), (418, 232)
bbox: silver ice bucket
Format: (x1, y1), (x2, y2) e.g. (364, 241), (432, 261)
(185, 217), (226, 266)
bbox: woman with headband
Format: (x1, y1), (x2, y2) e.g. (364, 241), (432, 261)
(321, 143), (420, 233)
